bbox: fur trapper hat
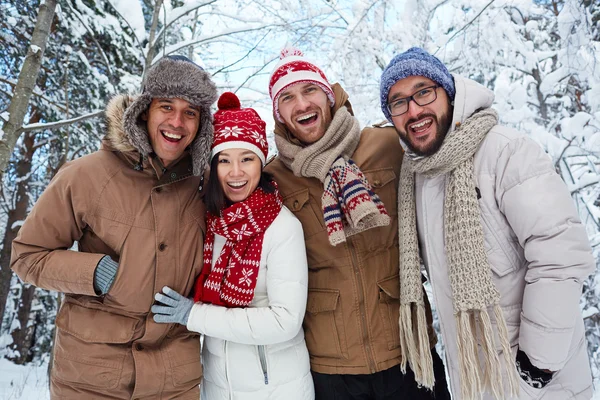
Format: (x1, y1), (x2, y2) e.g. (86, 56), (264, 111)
(123, 55), (218, 175)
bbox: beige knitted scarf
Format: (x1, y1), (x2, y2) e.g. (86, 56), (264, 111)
(398, 108), (519, 400)
(276, 106), (390, 244)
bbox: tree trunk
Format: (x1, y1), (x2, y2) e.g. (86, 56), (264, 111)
(143, 0), (164, 80)
(0, 127), (37, 332)
(8, 284), (37, 364)
(0, 0), (57, 182)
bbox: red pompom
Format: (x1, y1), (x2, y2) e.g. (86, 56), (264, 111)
(217, 92), (241, 110)
(280, 46), (303, 60)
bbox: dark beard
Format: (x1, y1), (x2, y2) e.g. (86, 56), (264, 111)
(398, 111), (452, 157)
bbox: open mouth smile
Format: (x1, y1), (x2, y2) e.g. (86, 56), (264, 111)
(296, 112), (318, 125)
(408, 118), (433, 136)
(227, 181), (248, 189)
(161, 130), (184, 143)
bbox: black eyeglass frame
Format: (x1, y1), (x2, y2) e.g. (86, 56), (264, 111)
(387, 84), (441, 117)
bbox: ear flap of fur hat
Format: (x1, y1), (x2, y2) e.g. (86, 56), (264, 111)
(122, 55), (218, 176)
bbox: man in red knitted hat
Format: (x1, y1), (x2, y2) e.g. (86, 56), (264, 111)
(265, 47), (450, 399)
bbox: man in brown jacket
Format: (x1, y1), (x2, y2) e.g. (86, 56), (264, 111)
(264, 48), (450, 399)
(10, 55), (217, 399)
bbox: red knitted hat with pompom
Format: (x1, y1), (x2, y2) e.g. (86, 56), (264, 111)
(268, 47), (335, 123)
(212, 92), (268, 164)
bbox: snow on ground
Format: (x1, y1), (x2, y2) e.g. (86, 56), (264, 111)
(0, 359), (50, 400)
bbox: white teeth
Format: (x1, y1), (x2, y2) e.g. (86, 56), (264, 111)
(228, 181), (247, 188)
(296, 113), (317, 122)
(162, 131), (182, 139)
(410, 119), (431, 129)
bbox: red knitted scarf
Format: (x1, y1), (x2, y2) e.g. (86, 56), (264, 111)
(194, 186), (283, 307)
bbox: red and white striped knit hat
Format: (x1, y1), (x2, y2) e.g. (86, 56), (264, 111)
(212, 92), (268, 165)
(268, 47), (335, 122)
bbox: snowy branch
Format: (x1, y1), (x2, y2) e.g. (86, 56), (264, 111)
(152, 0), (217, 47)
(151, 24), (284, 65)
(439, 0), (496, 49)
(18, 111), (103, 133)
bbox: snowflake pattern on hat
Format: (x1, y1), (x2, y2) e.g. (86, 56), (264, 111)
(212, 92), (268, 164)
(268, 47), (335, 123)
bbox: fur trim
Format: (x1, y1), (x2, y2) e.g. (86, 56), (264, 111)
(105, 94), (137, 153)
(121, 57), (218, 175)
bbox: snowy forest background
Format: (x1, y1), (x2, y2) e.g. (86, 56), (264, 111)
(0, 0), (599, 398)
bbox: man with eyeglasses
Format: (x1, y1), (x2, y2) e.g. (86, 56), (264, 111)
(380, 47), (594, 399)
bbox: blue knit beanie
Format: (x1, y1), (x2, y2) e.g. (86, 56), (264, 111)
(380, 47), (455, 121)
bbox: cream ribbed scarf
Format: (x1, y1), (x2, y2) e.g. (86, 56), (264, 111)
(398, 108), (519, 400)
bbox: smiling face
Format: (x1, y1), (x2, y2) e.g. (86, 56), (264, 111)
(143, 98), (201, 167)
(217, 148), (262, 204)
(388, 76), (452, 157)
(277, 83), (333, 145)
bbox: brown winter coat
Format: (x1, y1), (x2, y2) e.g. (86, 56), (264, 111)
(264, 84), (435, 375)
(11, 95), (206, 399)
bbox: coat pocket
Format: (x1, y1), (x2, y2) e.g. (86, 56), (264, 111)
(53, 302), (137, 389)
(361, 168), (398, 252)
(377, 275), (401, 350)
(304, 289), (348, 359)
(164, 327), (202, 388)
(283, 189), (325, 238)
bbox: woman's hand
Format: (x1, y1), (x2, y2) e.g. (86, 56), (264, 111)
(151, 286), (194, 326)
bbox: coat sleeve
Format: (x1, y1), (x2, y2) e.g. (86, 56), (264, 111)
(494, 135), (595, 371)
(10, 161), (105, 296)
(186, 211), (308, 345)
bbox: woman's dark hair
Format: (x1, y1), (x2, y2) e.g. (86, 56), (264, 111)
(204, 153), (276, 216)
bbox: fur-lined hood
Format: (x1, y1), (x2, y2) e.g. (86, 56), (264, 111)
(104, 94), (138, 154)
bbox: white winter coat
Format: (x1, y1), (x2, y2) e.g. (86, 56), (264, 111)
(412, 75), (595, 400)
(187, 206), (314, 400)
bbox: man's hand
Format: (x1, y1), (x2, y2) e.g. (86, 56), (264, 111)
(151, 286), (193, 326)
(516, 348), (554, 389)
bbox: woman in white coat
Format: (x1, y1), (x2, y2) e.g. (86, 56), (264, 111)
(152, 92), (314, 400)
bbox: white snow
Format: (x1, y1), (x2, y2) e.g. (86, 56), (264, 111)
(0, 358), (50, 400)
(29, 45), (41, 54)
(107, 0), (146, 44)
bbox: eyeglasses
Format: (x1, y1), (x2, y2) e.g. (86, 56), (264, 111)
(387, 85), (440, 116)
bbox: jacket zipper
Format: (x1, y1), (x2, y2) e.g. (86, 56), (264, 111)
(257, 345), (269, 385)
(348, 240), (377, 373)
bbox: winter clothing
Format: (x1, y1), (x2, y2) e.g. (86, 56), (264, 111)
(123, 55), (217, 176)
(264, 83), (439, 380)
(275, 106), (390, 246)
(399, 74), (595, 399)
(194, 186), (283, 307)
(311, 348), (450, 400)
(187, 207), (314, 399)
(398, 107), (519, 399)
(10, 83), (216, 398)
(379, 47), (455, 121)
(269, 47), (335, 122)
(93, 255), (119, 295)
(212, 92), (269, 164)
(152, 286), (194, 325)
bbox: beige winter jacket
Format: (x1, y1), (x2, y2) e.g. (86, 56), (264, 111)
(11, 95), (206, 399)
(265, 84), (436, 375)
(414, 75), (595, 399)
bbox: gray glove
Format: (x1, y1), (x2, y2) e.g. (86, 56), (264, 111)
(94, 256), (118, 295)
(152, 286), (193, 326)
